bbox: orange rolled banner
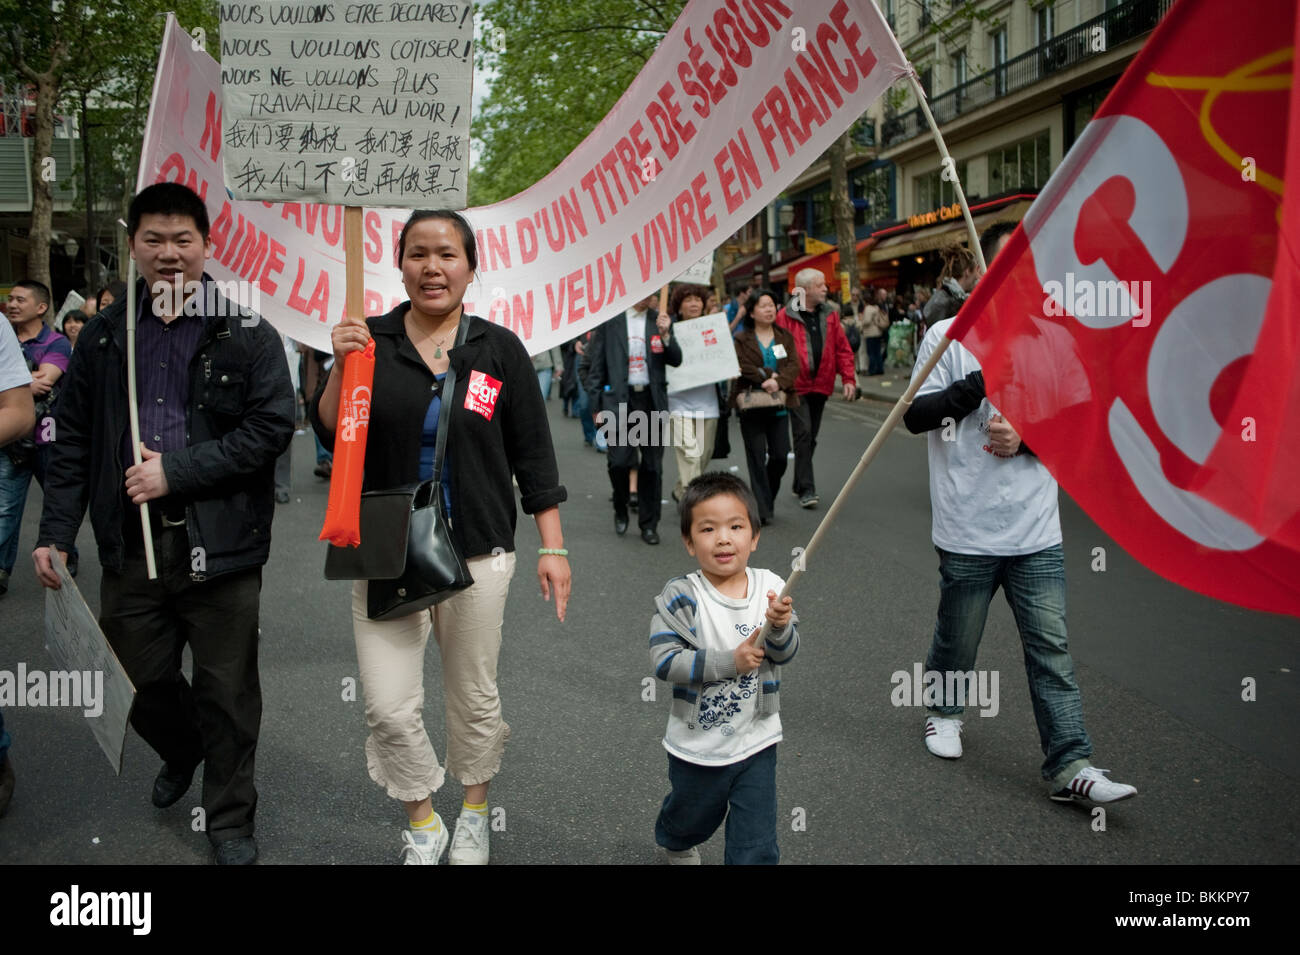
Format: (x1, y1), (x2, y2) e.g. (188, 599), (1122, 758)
(319, 340), (376, 547)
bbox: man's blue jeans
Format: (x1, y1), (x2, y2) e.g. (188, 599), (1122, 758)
(926, 545), (1093, 786)
(0, 452), (34, 575)
(572, 384), (597, 443)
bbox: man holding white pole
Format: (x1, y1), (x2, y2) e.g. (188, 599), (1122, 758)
(904, 223), (1137, 806)
(33, 183), (295, 863)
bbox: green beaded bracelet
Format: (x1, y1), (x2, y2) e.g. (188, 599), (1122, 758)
(538, 548), (569, 557)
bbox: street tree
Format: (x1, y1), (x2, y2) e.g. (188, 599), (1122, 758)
(471, 0), (685, 205)
(1, 0), (218, 289)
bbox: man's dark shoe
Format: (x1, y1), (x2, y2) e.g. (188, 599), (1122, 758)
(313, 461), (332, 479)
(641, 527), (660, 545)
(0, 757), (14, 816)
(629, 493), (639, 511)
(275, 490), (290, 504)
(0, 569), (8, 597)
(151, 762), (195, 809)
(614, 512), (629, 536)
(213, 836), (258, 865)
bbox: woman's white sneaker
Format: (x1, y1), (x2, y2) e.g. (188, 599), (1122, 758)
(400, 817), (449, 865)
(448, 809), (491, 865)
(924, 716), (964, 758)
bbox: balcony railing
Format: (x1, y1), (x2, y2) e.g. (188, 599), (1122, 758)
(882, 0), (1172, 149)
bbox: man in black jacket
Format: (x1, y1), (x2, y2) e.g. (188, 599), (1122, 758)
(33, 183), (295, 864)
(583, 295), (681, 544)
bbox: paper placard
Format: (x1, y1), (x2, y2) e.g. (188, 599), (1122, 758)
(219, 1), (473, 205)
(674, 253), (714, 286)
(44, 554), (136, 774)
(666, 312), (740, 394)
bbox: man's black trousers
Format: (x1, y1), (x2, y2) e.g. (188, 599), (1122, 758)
(100, 524), (262, 844)
(605, 387), (664, 532)
(788, 391), (828, 498)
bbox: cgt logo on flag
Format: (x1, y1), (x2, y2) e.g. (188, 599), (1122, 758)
(949, 0), (1300, 616)
(465, 370), (503, 421)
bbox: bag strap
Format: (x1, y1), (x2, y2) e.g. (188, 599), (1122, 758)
(431, 316), (470, 482)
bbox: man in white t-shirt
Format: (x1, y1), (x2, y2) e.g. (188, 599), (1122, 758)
(903, 222), (1136, 806)
(0, 318), (34, 813)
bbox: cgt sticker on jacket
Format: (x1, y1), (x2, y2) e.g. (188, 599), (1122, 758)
(465, 370), (503, 421)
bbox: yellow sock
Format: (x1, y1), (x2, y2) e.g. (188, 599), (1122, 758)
(462, 800), (488, 815)
(410, 810), (441, 832)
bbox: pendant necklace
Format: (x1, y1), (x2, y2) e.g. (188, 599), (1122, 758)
(426, 319), (459, 359)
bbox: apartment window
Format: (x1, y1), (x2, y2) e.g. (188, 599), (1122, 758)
(883, 0), (896, 31)
(987, 131), (1052, 193)
(852, 164), (893, 226)
(811, 187), (833, 237)
(919, 0), (933, 29)
(1035, 5), (1055, 46)
(919, 65), (934, 99)
(951, 50), (968, 88)
(914, 160), (969, 213)
(991, 27), (1008, 95)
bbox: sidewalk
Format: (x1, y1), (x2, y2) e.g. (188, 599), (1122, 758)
(853, 365), (916, 404)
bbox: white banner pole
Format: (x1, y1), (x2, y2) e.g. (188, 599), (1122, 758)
(750, 71), (982, 647)
(123, 253), (158, 581)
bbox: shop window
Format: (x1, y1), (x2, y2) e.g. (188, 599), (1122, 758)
(914, 160), (968, 213)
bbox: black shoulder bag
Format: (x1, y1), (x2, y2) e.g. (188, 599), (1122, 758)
(323, 323), (474, 621)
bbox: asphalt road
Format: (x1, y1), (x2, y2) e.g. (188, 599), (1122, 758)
(0, 396), (1296, 865)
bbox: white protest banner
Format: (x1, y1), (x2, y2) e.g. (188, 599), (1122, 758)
(219, 2), (472, 206)
(676, 252), (715, 286)
(666, 312), (740, 393)
(43, 554), (136, 774)
(139, 1), (909, 355)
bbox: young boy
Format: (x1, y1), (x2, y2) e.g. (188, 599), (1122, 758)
(649, 471), (798, 864)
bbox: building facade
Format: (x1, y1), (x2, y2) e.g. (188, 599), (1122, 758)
(719, 0), (1172, 305)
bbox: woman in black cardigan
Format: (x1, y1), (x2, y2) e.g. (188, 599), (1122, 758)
(731, 288), (800, 525)
(313, 210), (570, 866)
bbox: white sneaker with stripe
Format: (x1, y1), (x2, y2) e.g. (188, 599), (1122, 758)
(1050, 766), (1137, 804)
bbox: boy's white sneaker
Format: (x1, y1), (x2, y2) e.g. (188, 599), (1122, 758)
(924, 716), (964, 758)
(400, 817), (449, 865)
(1050, 767), (1137, 804)
(448, 809), (490, 865)
(666, 846), (700, 865)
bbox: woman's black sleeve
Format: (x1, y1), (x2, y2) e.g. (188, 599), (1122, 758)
(903, 370), (985, 434)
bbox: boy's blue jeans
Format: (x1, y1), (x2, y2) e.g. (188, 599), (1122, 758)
(656, 745), (778, 864)
(925, 545), (1093, 787)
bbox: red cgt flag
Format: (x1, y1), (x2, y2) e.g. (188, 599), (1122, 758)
(947, 0), (1300, 616)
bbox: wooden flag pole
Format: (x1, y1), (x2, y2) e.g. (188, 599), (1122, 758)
(123, 250), (158, 581)
(344, 206), (365, 325)
(749, 71), (988, 648)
